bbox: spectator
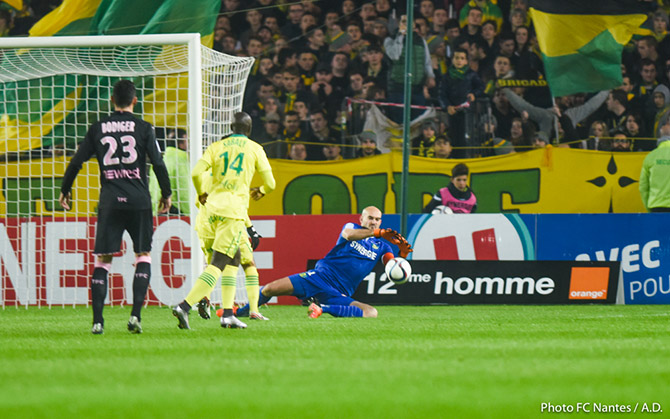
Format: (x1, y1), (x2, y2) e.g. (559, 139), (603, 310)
(305, 26), (327, 58)
(384, 14), (436, 122)
(479, 114), (514, 156)
(293, 99), (310, 128)
(288, 142), (308, 160)
(651, 84), (670, 138)
(244, 78), (276, 121)
(623, 113), (650, 151)
(323, 144), (344, 160)
(423, 163), (477, 213)
(373, 17), (390, 41)
(418, 0), (435, 23)
(461, 6), (484, 45)
(480, 20), (499, 62)
(311, 61), (343, 121)
(346, 20), (367, 59)
(604, 89), (629, 133)
(412, 120), (439, 157)
(360, 2), (377, 21)
(497, 31), (516, 60)
(239, 8), (264, 48)
(282, 3), (304, 40)
(532, 131), (549, 148)
(639, 122), (670, 212)
(585, 120), (607, 150)
(439, 47), (484, 157)
(258, 113), (284, 158)
(509, 116), (534, 151)
(280, 110), (305, 159)
(280, 66), (316, 113)
(356, 131), (382, 157)
(505, 8), (527, 34)
(432, 8), (449, 36)
(306, 108), (338, 160)
(263, 14), (281, 37)
(361, 44), (389, 87)
(329, 52), (350, 92)
(491, 87), (519, 138)
(257, 26), (275, 49)
(433, 135), (454, 159)
(459, 0), (503, 36)
(297, 50), (317, 87)
(632, 59), (659, 125)
(375, 0), (392, 19)
(611, 131), (633, 152)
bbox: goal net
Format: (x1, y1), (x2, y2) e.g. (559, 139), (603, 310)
(0, 34), (255, 308)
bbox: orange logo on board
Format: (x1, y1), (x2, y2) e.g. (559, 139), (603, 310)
(569, 267), (610, 300)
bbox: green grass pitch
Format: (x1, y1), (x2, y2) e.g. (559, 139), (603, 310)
(1, 305), (668, 418)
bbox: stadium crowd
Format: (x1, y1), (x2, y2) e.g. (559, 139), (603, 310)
(3, 0), (669, 159)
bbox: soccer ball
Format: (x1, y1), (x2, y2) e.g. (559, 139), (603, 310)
(431, 205), (453, 214)
(385, 257), (412, 284)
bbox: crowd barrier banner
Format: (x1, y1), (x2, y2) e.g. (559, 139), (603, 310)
(3, 213), (665, 306)
(0, 147), (647, 218)
(407, 213), (670, 305)
(352, 260), (621, 305)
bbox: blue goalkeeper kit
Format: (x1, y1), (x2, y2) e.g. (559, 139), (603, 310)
(311, 223), (393, 297)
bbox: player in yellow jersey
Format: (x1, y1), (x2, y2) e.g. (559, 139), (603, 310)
(193, 195), (269, 321)
(172, 112), (275, 330)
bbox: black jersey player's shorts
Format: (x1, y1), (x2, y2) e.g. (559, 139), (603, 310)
(94, 207), (153, 255)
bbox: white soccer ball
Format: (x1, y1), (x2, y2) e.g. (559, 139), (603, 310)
(385, 257), (412, 284)
(431, 205), (453, 214)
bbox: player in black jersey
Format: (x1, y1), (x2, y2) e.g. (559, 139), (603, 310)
(59, 80), (172, 335)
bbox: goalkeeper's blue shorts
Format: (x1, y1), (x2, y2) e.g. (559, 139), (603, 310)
(288, 269), (355, 306)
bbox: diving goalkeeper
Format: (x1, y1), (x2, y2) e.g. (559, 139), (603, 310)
(236, 206), (413, 318)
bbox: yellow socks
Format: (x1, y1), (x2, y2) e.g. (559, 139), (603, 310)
(220, 264), (239, 309)
(245, 265), (260, 314)
(184, 265), (221, 306)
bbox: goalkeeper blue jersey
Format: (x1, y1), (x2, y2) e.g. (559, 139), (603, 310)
(315, 223), (393, 296)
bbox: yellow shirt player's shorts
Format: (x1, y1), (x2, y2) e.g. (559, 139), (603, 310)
(196, 207), (253, 264)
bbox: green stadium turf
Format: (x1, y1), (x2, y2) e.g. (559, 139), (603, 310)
(0, 305), (668, 418)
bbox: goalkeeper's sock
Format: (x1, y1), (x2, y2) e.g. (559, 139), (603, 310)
(322, 304), (363, 318)
(221, 265), (238, 309)
(258, 286), (272, 306)
(244, 265), (260, 313)
(183, 265), (221, 309)
(91, 261), (111, 325)
(131, 256), (151, 321)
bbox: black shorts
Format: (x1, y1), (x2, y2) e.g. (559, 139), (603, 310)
(94, 207), (153, 255)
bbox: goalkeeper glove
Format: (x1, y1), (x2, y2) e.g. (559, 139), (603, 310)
(373, 228), (401, 245)
(396, 236), (413, 258)
(247, 225), (262, 250)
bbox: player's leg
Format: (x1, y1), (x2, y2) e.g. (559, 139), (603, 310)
(239, 240), (267, 319)
(126, 209), (154, 333)
(313, 295), (375, 318)
(90, 207), (125, 334)
(91, 255), (113, 333)
(195, 228), (215, 320)
(235, 276), (295, 317)
(174, 218), (246, 329)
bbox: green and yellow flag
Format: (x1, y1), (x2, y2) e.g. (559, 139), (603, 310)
(0, 0), (220, 155)
(529, 0), (648, 97)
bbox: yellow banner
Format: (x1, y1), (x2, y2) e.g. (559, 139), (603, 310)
(0, 147), (647, 218)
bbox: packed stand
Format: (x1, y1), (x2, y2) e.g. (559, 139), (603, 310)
(3, 1), (669, 159)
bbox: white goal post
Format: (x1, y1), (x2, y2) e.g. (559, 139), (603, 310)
(0, 33), (255, 308)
